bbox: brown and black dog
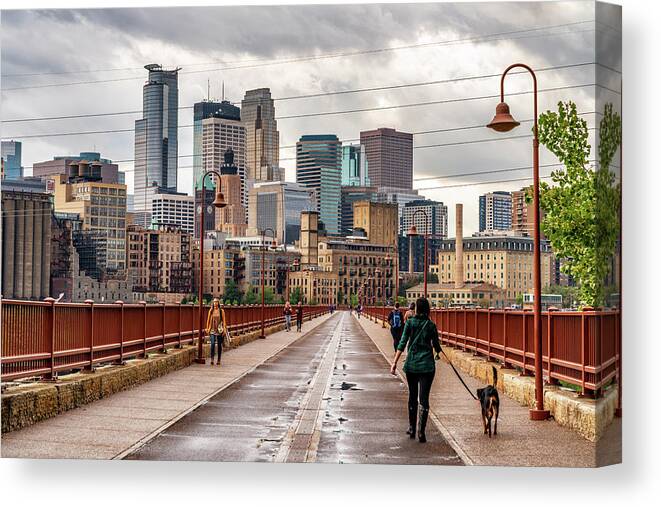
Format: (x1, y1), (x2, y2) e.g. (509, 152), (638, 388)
(477, 366), (500, 437)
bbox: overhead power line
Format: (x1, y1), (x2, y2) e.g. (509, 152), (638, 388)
(1, 20), (597, 89)
(16, 111), (598, 170)
(3, 82), (602, 141)
(2, 61), (598, 124)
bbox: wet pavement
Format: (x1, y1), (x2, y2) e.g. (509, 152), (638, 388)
(126, 312), (464, 465)
(356, 314), (622, 467)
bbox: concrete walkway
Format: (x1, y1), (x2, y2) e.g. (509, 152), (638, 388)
(1, 313), (334, 460)
(355, 314), (622, 467)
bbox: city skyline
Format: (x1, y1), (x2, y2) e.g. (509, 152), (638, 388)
(1, 2), (617, 235)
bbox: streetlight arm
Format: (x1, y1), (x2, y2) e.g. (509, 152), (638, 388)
(500, 63), (538, 129)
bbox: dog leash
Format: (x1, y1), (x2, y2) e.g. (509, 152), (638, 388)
(438, 349), (479, 401)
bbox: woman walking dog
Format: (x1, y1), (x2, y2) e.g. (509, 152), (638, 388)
(390, 297), (441, 443)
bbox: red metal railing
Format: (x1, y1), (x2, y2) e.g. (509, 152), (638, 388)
(363, 306), (620, 398)
(1, 299), (327, 382)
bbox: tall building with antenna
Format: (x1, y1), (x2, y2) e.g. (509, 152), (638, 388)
(241, 88), (280, 182)
(134, 63), (181, 225)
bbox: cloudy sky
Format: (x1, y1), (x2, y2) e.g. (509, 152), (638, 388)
(1, 1), (621, 235)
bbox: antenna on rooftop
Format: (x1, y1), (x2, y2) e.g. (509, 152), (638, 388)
(207, 79), (210, 101)
(222, 80), (225, 102)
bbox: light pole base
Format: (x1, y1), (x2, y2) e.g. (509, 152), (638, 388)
(259, 335), (266, 339)
(194, 358), (206, 365)
(529, 408), (550, 421)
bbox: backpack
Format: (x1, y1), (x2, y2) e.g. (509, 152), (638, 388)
(391, 310), (402, 329)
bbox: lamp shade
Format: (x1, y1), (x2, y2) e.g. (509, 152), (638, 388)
(213, 191), (227, 208)
(487, 102), (520, 132)
(408, 225), (418, 236)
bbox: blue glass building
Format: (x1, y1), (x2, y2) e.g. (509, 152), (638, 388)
(296, 135), (342, 235)
(1, 141), (23, 179)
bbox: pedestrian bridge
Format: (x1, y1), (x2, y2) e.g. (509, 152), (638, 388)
(1, 304), (621, 466)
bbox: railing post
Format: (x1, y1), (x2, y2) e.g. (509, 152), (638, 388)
(44, 297), (56, 381)
(140, 300), (148, 358)
(580, 311), (586, 397)
(502, 308), (507, 366)
(521, 309), (530, 376)
(84, 299), (95, 372)
(484, 307), (492, 358)
(115, 300), (125, 365)
(463, 308), (468, 352)
(596, 309), (603, 398)
(615, 310), (622, 417)
(547, 307), (558, 385)
(160, 301), (167, 354)
(177, 302), (182, 349)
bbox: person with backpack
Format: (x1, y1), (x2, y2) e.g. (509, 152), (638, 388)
(387, 302), (404, 351)
(390, 297), (441, 443)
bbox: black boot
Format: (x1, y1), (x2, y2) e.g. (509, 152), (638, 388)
(406, 404), (417, 439)
(418, 408), (429, 443)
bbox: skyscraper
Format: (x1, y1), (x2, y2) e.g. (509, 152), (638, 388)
(241, 88), (280, 182)
(1, 140), (23, 179)
(401, 199), (449, 238)
(215, 148), (247, 237)
(248, 181), (313, 245)
(296, 135), (342, 235)
(360, 128), (413, 190)
(479, 191), (512, 232)
(341, 144), (370, 186)
(134, 64), (180, 217)
(193, 100), (242, 191)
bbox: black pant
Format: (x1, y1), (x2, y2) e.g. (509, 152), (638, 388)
(210, 333), (222, 362)
(405, 371), (435, 410)
(296, 319), (303, 332)
(391, 328), (403, 351)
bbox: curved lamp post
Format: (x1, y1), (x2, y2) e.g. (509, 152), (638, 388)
(195, 170), (227, 364)
(408, 209), (430, 298)
(487, 63), (549, 421)
(259, 227), (276, 339)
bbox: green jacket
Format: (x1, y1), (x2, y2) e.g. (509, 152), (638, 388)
(397, 315), (441, 374)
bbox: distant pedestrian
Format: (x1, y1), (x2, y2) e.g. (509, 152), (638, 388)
(404, 302), (415, 323)
(205, 298), (226, 366)
(387, 302), (405, 351)
(349, 304), (353, 314)
(283, 301), (293, 332)
(356, 304), (362, 319)
(296, 302), (304, 332)
(390, 297), (441, 443)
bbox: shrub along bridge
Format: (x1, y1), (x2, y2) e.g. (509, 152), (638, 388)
(1, 299), (327, 381)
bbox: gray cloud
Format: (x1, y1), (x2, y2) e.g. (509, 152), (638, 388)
(1, 1), (619, 234)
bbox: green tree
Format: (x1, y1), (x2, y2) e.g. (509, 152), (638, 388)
(289, 287), (303, 305)
(336, 288), (344, 305)
(515, 293), (524, 306)
(243, 286), (259, 305)
(349, 293), (359, 307)
(223, 280), (242, 305)
(537, 101), (621, 307)
(427, 272), (439, 284)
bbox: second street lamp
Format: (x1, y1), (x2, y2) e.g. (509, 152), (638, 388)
(487, 62), (549, 421)
(408, 209), (430, 298)
(195, 171), (227, 364)
(259, 228), (276, 339)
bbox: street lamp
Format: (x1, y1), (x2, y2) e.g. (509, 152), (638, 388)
(408, 209), (429, 298)
(195, 171), (227, 364)
(259, 227), (276, 339)
(487, 63), (549, 421)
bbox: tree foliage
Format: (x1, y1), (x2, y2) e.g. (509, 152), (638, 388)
(223, 279), (242, 305)
(289, 287), (303, 305)
(537, 101), (621, 307)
